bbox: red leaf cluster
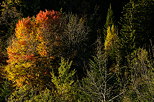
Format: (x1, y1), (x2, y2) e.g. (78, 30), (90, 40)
(36, 10), (61, 23)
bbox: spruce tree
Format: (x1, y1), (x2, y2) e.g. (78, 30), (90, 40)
(119, 0), (136, 58)
(78, 38), (124, 102)
(51, 58), (76, 101)
(119, 0), (154, 58)
(105, 4), (114, 29)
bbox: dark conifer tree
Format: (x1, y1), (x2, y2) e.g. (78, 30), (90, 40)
(119, 0), (154, 59)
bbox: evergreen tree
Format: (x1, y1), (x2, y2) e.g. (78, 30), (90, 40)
(50, 58), (76, 101)
(123, 48), (154, 101)
(104, 4), (114, 28)
(119, 0), (136, 58)
(119, 1), (154, 101)
(119, 0), (154, 58)
(78, 38), (124, 102)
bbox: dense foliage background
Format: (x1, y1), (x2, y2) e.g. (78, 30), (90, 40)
(0, 0), (154, 102)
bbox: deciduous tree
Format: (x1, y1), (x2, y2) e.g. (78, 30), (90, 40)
(5, 10), (61, 87)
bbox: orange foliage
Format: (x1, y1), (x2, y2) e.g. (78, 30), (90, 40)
(36, 10), (61, 24)
(15, 17), (32, 40)
(6, 10), (62, 87)
(18, 40), (27, 45)
(24, 54), (35, 60)
(7, 17), (35, 64)
(36, 10), (62, 57)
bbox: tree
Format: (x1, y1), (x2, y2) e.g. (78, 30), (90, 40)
(5, 9), (89, 87)
(62, 14), (90, 75)
(119, 0), (136, 59)
(35, 10), (62, 57)
(0, 0), (41, 17)
(104, 5), (120, 78)
(104, 4), (114, 29)
(7, 58), (76, 102)
(123, 48), (154, 101)
(104, 25), (118, 51)
(119, 0), (154, 58)
(78, 38), (125, 102)
(5, 10), (61, 87)
(119, 1), (154, 101)
(104, 4), (119, 57)
(50, 58), (76, 101)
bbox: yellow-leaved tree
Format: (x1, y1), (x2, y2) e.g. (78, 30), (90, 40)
(5, 10), (62, 87)
(104, 25), (118, 51)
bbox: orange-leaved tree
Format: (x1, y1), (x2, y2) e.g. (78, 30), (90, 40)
(5, 10), (62, 87)
(36, 10), (62, 57)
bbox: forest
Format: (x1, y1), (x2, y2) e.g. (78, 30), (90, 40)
(0, 0), (154, 102)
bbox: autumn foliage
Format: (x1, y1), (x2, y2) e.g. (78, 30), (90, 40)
(0, 1), (153, 101)
(104, 25), (118, 51)
(5, 10), (62, 87)
(36, 10), (62, 57)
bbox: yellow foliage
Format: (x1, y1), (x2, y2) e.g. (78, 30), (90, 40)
(37, 42), (48, 57)
(104, 25), (118, 50)
(5, 10), (62, 87)
(51, 58), (75, 101)
(15, 77), (26, 87)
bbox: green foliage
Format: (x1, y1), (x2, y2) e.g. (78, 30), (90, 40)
(0, 1), (153, 102)
(1, 0), (21, 12)
(119, 0), (136, 56)
(123, 48), (154, 102)
(103, 4), (114, 43)
(0, 49), (9, 102)
(104, 5), (120, 65)
(0, 81), (11, 102)
(0, 0), (22, 28)
(119, 0), (154, 57)
(78, 40), (124, 102)
(105, 4), (114, 28)
(51, 58), (76, 101)
(7, 85), (42, 102)
(119, 2), (154, 101)
(7, 58), (76, 102)
(1, 0), (40, 17)
(0, 50), (5, 78)
(26, 88), (54, 102)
